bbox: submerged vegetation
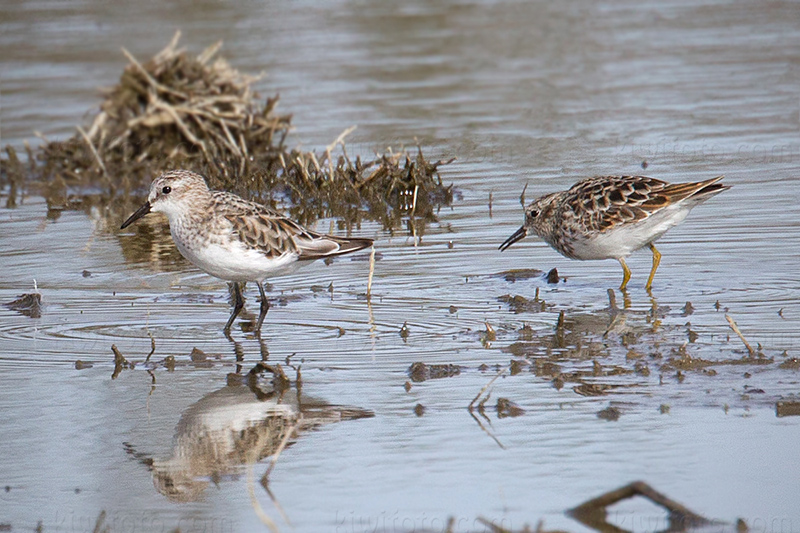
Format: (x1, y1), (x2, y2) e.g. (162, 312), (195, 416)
(0, 32), (454, 231)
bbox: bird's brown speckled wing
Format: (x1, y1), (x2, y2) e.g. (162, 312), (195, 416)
(211, 192), (372, 260)
(210, 191), (283, 218)
(560, 176), (725, 233)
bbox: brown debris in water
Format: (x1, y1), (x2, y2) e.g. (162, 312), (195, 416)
(496, 398), (525, 418)
(779, 355), (800, 370)
(570, 481), (710, 531)
(111, 344), (131, 380)
(776, 400), (800, 418)
(408, 361), (463, 382)
(420, 481), (718, 532)
(498, 268), (543, 283)
(725, 314), (756, 357)
(596, 405), (621, 421)
(5, 293), (42, 318)
(498, 294), (546, 314)
(1, 32), (453, 231)
(480, 321), (496, 347)
(575, 383), (618, 397)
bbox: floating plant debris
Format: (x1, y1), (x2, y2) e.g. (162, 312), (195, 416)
(5, 293), (42, 318)
(407, 362), (462, 382)
(1, 32), (454, 232)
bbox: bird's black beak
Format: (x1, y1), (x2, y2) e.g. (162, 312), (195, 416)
(499, 226), (527, 251)
(120, 201), (152, 229)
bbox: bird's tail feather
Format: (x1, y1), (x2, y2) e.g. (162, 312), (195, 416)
(296, 234), (373, 260)
(663, 175), (729, 203)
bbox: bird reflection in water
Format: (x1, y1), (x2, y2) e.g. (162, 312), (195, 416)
(124, 363), (373, 503)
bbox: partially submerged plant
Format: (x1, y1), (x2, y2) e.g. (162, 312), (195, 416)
(1, 31), (454, 232)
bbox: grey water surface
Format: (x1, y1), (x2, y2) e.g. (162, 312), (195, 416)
(2, 1), (800, 532)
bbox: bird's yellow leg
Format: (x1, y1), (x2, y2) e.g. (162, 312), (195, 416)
(645, 243), (662, 291)
(618, 257), (631, 291)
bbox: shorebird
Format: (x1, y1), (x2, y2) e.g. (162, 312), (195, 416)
(121, 170), (373, 333)
(500, 175), (729, 290)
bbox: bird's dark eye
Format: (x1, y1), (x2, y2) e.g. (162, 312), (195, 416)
(529, 209), (539, 218)
(161, 186), (172, 195)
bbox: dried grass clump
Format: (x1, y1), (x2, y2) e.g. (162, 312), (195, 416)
(1, 32), (453, 230)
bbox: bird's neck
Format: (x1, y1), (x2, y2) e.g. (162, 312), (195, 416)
(168, 194), (214, 229)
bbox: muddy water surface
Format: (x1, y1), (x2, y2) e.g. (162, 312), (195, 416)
(2, 1), (800, 532)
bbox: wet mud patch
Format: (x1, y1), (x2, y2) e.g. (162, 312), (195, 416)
(405, 295), (799, 422)
(502, 304), (793, 410)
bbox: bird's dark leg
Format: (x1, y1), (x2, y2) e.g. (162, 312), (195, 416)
(224, 282), (245, 333)
(255, 281), (270, 334)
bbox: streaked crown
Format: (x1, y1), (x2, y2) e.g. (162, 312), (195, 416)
(523, 192), (561, 238)
(148, 170), (211, 218)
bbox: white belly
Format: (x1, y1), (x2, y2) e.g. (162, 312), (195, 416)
(566, 204), (691, 260)
(174, 234), (304, 282)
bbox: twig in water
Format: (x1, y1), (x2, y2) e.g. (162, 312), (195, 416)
(111, 345), (129, 380)
(92, 510), (109, 533)
(262, 422), (297, 483)
(121, 47), (185, 99)
(570, 481), (709, 530)
(145, 330), (157, 363)
(556, 310), (566, 330)
(725, 314), (755, 356)
(153, 100), (209, 156)
(196, 39), (223, 65)
(366, 245), (376, 299)
(77, 126), (106, 175)
(467, 366), (509, 448)
(244, 423), (282, 533)
(325, 125), (357, 179)
(607, 288), (617, 311)
(246, 460), (280, 533)
(410, 184), (420, 219)
(308, 151), (321, 174)
(476, 516), (513, 533)
(468, 408), (506, 450)
(261, 482), (293, 529)
(469, 366), (508, 409)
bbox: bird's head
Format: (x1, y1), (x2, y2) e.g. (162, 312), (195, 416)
(499, 192), (559, 251)
(120, 170), (210, 229)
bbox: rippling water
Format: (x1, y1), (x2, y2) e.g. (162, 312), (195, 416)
(2, 1), (800, 532)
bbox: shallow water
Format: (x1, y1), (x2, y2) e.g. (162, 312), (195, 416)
(2, 1), (800, 532)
